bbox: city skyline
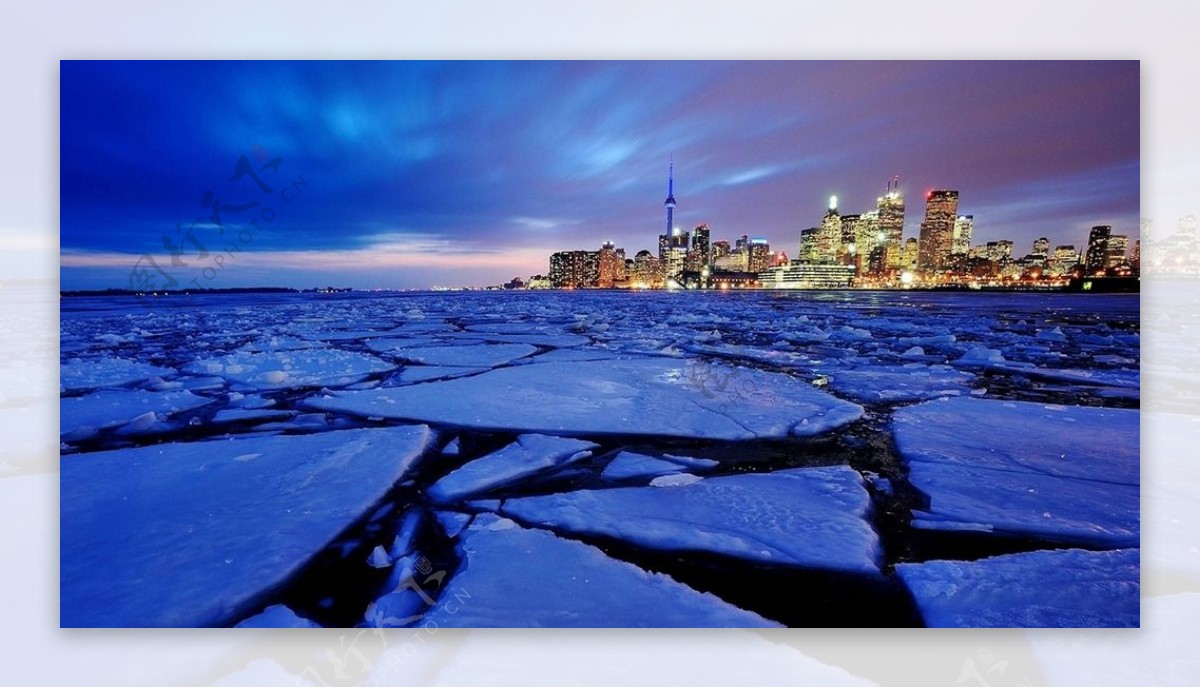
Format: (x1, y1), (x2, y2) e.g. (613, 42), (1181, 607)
(60, 61), (1140, 290)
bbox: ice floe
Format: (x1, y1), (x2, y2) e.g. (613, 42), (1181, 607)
(421, 515), (779, 627)
(61, 389), (215, 440)
(186, 349), (394, 390)
(500, 466), (881, 573)
(303, 358), (863, 440)
(61, 425), (436, 626)
(893, 397), (1138, 547)
(428, 434), (598, 503)
(896, 548), (1139, 627)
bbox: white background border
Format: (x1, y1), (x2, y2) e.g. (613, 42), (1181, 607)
(2, 1), (1196, 684)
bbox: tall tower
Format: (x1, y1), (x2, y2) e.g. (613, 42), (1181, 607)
(877, 177), (905, 269)
(1084, 225), (1112, 274)
(664, 156), (677, 237)
(918, 189), (959, 271)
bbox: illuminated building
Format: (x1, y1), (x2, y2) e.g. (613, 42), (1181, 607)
(839, 213), (860, 266)
(798, 227), (820, 264)
(691, 223), (711, 267)
(1049, 245), (1079, 275)
(877, 177), (906, 269)
(850, 212), (879, 273)
(1131, 240), (1140, 272)
(902, 237), (919, 271)
(985, 240), (1014, 262)
(817, 196), (841, 264)
(1107, 234), (1129, 267)
(1033, 236), (1050, 258)
(917, 189), (958, 271)
(1084, 225), (1112, 274)
(760, 262), (856, 289)
(549, 250), (599, 288)
(748, 237), (771, 273)
(711, 240), (731, 260)
(598, 241), (625, 288)
(714, 251), (748, 272)
(631, 250), (663, 288)
(952, 215), (974, 256)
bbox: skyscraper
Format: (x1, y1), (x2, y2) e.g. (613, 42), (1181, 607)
(1107, 234), (1129, 267)
(839, 213), (861, 266)
(818, 196), (841, 264)
(917, 190), (959, 271)
(748, 237), (771, 274)
(877, 177), (905, 269)
(1084, 225), (1112, 274)
(691, 223), (711, 268)
(952, 215), (974, 256)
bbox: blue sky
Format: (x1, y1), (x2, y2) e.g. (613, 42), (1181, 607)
(59, 60), (1139, 289)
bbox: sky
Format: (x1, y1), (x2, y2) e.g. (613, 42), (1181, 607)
(59, 60), (1140, 290)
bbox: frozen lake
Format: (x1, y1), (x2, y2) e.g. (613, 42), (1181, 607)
(59, 290), (1140, 627)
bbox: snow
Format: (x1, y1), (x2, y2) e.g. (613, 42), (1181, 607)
(421, 514), (780, 627)
(233, 604), (321, 628)
(600, 451), (686, 481)
(210, 408), (294, 425)
(428, 434), (599, 503)
(650, 472), (703, 487)
(501, 466), (881, 573)
(61, 389), (214, 440)
(395, 365), (490, 384)
(185, 349), (394, 390)
(60, 357), (173, 392)
(392, 343), (538, 367)
(895, 548), (1139, 628)
(303, 358), (864, 440)
(61, 425), (437, 627)
(893, 397), (1138, 547)
(826, 365), (976, 403)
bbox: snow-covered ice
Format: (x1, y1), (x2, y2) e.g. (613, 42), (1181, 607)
(61, 389), (214, 440)
(392, 343), (538, 367)
(501, 466), (881, 573)
(600, 451), (687, 481)
(893, 397), (1138, 547)
(421, 514), (780, 627)
(428, 434), (598, 503)
(61, 425), (436, 627)
(895, 548), (1139, 627)
(234, 604), (321, 628)
(61, 357), (173, 392)
(303, 358), (864, 440)
(185, 349), (394, 390)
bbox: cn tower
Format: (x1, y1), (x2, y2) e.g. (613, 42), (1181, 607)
(664, 155), (677, 236)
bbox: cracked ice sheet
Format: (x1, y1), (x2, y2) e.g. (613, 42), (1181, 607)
(428, 434), (598, 503)
(825, 364), (976, 403)
(421, 514), (780, 628)
(185, 349), (394, 390)
(895, 548), (1139, 628)
(392, 343), (538, 367)
(60, 357), (173, 392)
(60, 425), (436, 627)
(500, 466), (881, 573)
(303, 358), (863, 440)
(893, 397), (1138, 547)
(60, 389), (215, 440)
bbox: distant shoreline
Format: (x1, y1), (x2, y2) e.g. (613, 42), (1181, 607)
(60, 279), (1141, 297)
